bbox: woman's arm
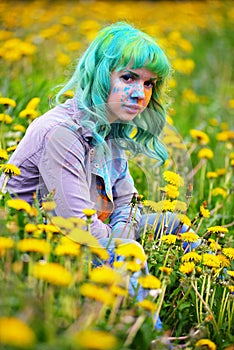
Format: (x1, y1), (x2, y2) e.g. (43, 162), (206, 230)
(109, 161), (142, 240)
(39, 123), (112, 240)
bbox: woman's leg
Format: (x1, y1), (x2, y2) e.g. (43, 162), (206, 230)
(138, 212), (201, 249)
(98, 237), (163, 330)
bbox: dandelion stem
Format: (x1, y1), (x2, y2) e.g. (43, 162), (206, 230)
(154, 280), (167, 327)
(210, 285), (216, 310)
(162, 246), (171, 267)
(187, 158), (206, 181)
(191, 281), (218, 332)
(124, 315), (146, 347)
(194, 280), (200, 324)
(199, 161), (207, 200)
(199, 274), (206, 323)
(141, 212), (149, 247)
(0, 174), (9, 195)
(218, 287), (229, 328)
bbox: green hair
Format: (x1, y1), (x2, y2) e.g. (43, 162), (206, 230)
(56, 21), (171, 163)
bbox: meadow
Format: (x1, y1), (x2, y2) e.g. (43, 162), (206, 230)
(0, 1), (233, 349)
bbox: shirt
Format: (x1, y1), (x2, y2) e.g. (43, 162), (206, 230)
(0, 98), (142, 240)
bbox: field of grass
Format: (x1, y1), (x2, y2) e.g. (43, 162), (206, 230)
(0, 1), (233, 349)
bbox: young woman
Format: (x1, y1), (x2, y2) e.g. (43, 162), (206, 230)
(1, 22), (200, 336)
(0, 21), (171, 240)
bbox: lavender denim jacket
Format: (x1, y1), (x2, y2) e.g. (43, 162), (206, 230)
(0, 98), (142, 240)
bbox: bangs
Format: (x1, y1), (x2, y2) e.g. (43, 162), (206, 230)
(116, 39), (170, 81)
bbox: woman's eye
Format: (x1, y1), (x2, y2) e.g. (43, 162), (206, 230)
(144, 81), (154, 88)
(120, 74), (134, 83)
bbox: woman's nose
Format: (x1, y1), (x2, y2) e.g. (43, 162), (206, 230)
(130, 84), (145, 100)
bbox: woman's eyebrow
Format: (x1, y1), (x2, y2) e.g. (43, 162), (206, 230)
(124, 70), (157, 81)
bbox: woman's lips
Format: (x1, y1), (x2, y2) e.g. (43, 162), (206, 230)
(123, 104), (142, 114)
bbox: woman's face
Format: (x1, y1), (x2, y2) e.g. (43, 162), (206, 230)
(107, 67), (157, 123)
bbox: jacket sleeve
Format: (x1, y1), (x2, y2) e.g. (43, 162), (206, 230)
(38, 123), (112, 240)
(109, 160), (142, 240)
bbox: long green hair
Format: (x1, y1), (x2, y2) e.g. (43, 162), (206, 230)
(56, 21), (171, 163)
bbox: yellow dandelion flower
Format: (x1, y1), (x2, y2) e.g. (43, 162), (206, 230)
(115, 242), (146, 263)
(2, 164), (21, 176)
(0, 237), (14, 256)
(0, 317), (35, 347)
(69, 217), (86, 227)
(217, 255), (230, 268)
(138, 275), (161, 289)
(37, 224), (60, 234)
(0, 149), (8, 160)
(137, 299), (157, 313)
(41, 201), (56, 211)
(143, 199), (160, 211)
(209, 118), (218, 126)
(90, 246), (110, 260)
(206, 172), (218, 179)
(172, 200), (187, 212)
(229, 99), (234, 108)
(159, 266), (173, 275)
(26, 97), (40, 110)
(7, 198), (31, 213)
(198, 148), (214, 159)
(7, 145), (17, 152)
(13, 124), (26, 133)
(215, 168), (226, 176)
(57, 52), (70, 66)
(79, 283), (115, 305)
(179, 262), (195, 275)
(180, 232), (199, 243)
(82, 208), (97, 217)
(177, 213), (192, 227)
(32, 262), (72, 287)
(161, 234), (177, 245)
(202, 254), (221, 268)
(51, 216), (74, 231)
(163, 170), (184, 187)
(228, 286), (234, 293)
(222, 248), (234, 260)
(211, 187), (227, 198)
(24, 223), (38, 233)
(143, 199), (175, 212)
(55, 243), (80, 257)
(63, 90), (74, 98)
(173, 58), (195, 75)
(89, 266), (122, 285)
(74, 329), (118, 350)
(207, 226), (228, 234)
(18, 239), (51, 254)
(195, 338), (216, 350)
(190, 129), (210, 145)
(200, 204), (210, 218)
(67, 228), (102, 248)
(0, 97), (16, 108)
(125, 260), (142, 272)
(209, 241), (221, 251)
(19, 109), (39, 119)
(182, 252), (202, 263)
(160, 184), (179, 199)
(216, 130), (234, 141)
(0, 114), (13, 124)
(113, 261), (124, 269)
(110, 285), (128, 296)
